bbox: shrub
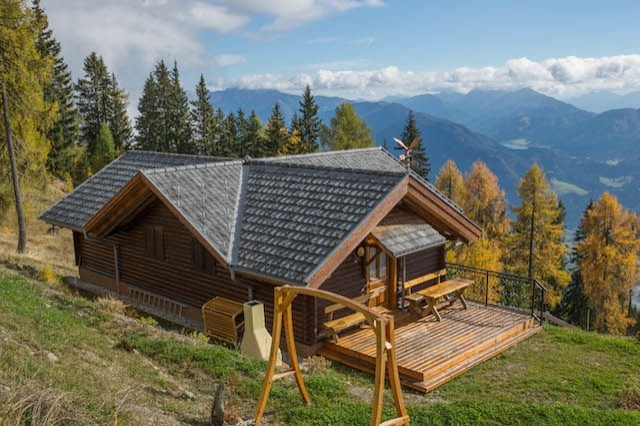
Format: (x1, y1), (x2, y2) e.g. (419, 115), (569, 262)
(38, 264), (59, 284)
(139, 316), (158, 327)
(95, 294), (126, 314)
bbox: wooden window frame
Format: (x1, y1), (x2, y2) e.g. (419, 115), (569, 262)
(192, 237), (216, 275)
(144, 224), (165, 261)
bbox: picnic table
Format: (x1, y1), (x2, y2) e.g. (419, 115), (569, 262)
(405, 278), (473, 321)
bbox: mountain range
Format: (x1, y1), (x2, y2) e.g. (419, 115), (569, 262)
(209, 88), (640, 230)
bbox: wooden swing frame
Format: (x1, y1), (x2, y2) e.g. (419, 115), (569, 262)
(254, 285), (410, 426)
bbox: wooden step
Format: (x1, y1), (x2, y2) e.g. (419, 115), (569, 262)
(406, 325), (542, 393)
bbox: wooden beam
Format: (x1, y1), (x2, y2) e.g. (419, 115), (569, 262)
(306, 177), (409, 288)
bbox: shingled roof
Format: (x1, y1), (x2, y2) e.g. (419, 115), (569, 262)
(42, 147), (480, 286)
(39, 151), (224, 231)
(372, 208), (446, 257)
(232, 161), (406, 284)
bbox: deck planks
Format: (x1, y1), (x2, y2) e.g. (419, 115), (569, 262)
(318, 301), (541, 391)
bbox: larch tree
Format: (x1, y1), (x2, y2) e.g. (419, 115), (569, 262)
(91, 122), (115, 173)
(190, 74), (217, 155)
(0, 0), (56, 252)
(322, 102), (373, 151)
(264, 103), (289, 156)
(397, 110), (430, 179)
(435, 160), (467, 206)
(448, 161), (507, 289)
(279, 128), (305, 156)
(33, 0), (79, 181)
(506, 163), (569, 308)
(577, 193), (640, 334)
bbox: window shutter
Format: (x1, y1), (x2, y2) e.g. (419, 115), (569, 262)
(154, 226), (165, 260)
(144, 225), (154, 257)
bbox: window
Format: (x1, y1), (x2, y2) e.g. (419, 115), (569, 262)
(144, 225), (165, 260)
(192, 238), (216, 274)
(368, 247), (388, 281)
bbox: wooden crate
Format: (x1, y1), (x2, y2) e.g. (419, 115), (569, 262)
(202, 297), (245, 343)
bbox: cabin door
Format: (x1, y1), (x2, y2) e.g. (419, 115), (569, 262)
(366, 246), (389, 307)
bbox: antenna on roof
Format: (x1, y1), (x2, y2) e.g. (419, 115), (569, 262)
(393, 137), (419, 169)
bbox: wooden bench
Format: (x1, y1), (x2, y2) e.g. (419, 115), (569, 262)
(406, 278), (473, 321)
(322, 287), (388, 343)
(202, 297), (245, 343)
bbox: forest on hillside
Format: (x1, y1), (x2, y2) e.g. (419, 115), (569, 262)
(1, 0), (640, 336)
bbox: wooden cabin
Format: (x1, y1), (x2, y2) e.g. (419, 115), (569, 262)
(41, 148), (542, 391)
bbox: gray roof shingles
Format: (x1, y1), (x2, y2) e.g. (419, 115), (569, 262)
(39, 150), (225, 230)
(143, 161), (243, 262)
(372, 208), (446, 257)
(233, 162), (406, 284)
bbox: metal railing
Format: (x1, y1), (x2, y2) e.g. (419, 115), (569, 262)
(445, 262), (546, 325)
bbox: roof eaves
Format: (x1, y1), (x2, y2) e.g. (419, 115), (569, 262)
(231, 265), (307, 287)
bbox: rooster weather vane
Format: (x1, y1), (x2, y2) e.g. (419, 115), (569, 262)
(393, 136), (420, 169)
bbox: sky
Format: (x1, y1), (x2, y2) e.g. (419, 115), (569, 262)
(44, 0), (640, 105)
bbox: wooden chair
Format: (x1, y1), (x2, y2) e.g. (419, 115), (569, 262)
(322, 287), (388, 343)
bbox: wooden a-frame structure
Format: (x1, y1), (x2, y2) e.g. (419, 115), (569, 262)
(254, 286), (410, 426)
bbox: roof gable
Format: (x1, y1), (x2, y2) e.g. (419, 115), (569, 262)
(39, 151), (225, 230)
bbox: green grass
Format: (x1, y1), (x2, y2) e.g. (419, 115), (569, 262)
(0, 267), (640, 425)
(550, 178), (589, 196)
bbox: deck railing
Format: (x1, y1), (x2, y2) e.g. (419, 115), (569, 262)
(445, 262), (546, 325)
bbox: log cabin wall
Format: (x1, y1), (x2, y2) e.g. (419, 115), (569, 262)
(403, 244), (446, 292)
(74, 200), (316, 346)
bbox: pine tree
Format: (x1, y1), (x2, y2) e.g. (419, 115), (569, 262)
(264, 103), (289, 156)
(154, 60), (172, 152)
(168, 61), (192, 154)
(577, 193), (640, 334)
(218, 111), (238, 157)
(76, 52), (110, 155)
(0, 0), (56, 252)
(33, 0), (79, 180)
(297, 85), (320, 153)
(92, 122), (115, 172)
(107, 73), (132, 152)
(506, 164), (570, 308)
(190, 74), (217, 155)
(134, 73), (160, 151)
(398, 110), (430, 179)
(246, 110), (265, 158)
(322, 102), (373, 151)
(435, 160), (467, 206)
(559, 202), (593, 328)
(236, 107), (250, 157)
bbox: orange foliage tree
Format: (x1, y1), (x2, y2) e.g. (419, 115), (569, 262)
(577, 192), (640, 334)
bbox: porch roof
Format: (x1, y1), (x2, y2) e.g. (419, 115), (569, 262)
(371, 209), (446, 257)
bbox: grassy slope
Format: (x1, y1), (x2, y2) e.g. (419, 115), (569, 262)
(0, 268), (639, 425)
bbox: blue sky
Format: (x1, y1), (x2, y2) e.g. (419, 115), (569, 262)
(45, 0), (640, 104)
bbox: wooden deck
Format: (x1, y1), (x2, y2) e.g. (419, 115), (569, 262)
(318, 301), (541, 392)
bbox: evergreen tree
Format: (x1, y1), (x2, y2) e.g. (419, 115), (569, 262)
(168, 61), (192, 154)
(577, 193), (640, 334)
(154, 60), (172, 152)
(296, 85), (320, 153)
(217, 111), (238, 157)
(33, 0), (79, 180)
(322, 102), (373, 151)
(135, 73), (160, 151)
(435, 160), (467, 206)
(92, 122), (115, 173)
(264, 103), (289, 156)
(0, 0), (56, 252)
(190, 74), (217, 155)
(381, 137), (389, 151)
(76, 52), (110, 155)
(107, 72), (132, 152)
(506, 164), (570, 308)
(246, 110), (265, 158)
(236, 107), (250, 157)
(398, 110), (430, 179)
(559, 202), (594, 328)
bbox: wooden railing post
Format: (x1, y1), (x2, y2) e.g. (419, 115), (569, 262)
(485, 270), (489, 306)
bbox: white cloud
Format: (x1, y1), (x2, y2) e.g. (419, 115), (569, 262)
(214, 55), (640, 100)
